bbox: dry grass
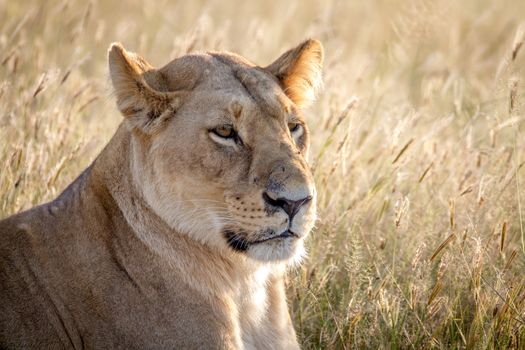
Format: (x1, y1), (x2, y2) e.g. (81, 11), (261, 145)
(1, 0), (525, 348)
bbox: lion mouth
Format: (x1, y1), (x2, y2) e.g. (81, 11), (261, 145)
(224, 229), (298, 252)
(251, 230), (298, 245)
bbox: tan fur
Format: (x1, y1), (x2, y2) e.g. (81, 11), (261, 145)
(0, 39), (323, 349)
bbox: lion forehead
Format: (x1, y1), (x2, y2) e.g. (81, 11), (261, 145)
(149, 50), (293, 123)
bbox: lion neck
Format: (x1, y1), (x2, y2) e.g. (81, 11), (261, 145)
(88, 124), (283, 300)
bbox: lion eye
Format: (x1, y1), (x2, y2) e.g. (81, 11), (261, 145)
(212, 125), (236, 139)
(288, 122), (301, 133)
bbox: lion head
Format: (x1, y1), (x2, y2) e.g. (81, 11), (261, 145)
(108, 40), (323, 262)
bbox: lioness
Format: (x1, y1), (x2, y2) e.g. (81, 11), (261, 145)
(0, 39), (323, 349)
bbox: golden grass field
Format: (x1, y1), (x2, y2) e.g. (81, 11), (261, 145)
(1, 0), (525, 348)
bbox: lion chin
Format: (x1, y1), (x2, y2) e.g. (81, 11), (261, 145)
(248, 238), (307, 264)
(0, 38), (323, 349)
(223, 228), (307, 263)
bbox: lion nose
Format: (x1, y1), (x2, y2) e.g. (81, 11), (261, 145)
(263, 192), (312, 220)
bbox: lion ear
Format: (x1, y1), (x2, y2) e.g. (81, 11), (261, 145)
(265, 39), (324, 108)
(108, 43), (183, 132)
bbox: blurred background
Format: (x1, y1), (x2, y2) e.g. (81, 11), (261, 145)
(1, 0), (524, 348)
